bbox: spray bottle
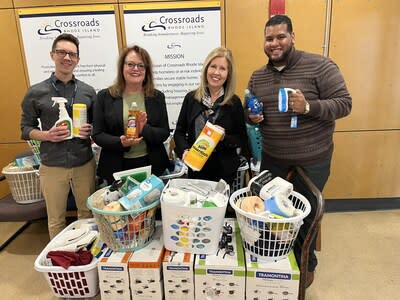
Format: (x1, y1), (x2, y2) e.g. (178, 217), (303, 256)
(52, 97), (73, 140)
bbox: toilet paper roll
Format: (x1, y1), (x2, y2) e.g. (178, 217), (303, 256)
(259, 176), (293, 200)
(264, 194), (296, 218)
(163, 187), (187, 207)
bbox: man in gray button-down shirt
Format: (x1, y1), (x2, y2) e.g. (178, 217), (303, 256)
(20, 33), (96, 239)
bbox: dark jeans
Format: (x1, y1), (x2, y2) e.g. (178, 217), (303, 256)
(261, 154), (331, 272)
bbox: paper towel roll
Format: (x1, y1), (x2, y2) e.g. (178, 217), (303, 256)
(163, 187), (187, 206)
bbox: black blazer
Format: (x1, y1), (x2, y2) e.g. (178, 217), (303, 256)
(174, 91), (247, 183)
(93, 88), (170, 183)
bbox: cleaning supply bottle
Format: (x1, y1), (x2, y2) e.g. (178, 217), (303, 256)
(244, 89), (263, 115)
(126, 101), (140, 138)
(52, 97), (73, 140)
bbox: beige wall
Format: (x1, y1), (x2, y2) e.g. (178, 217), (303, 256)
(1, 0), (399, 200)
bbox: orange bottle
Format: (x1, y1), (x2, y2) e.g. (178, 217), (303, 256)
(126, 101), (140, 138)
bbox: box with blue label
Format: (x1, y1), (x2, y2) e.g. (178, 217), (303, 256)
(194, 219), (245, 300)
(98, 249), (132, 300)
(163, 250), (195, 300)
(245, 250), (300, 300)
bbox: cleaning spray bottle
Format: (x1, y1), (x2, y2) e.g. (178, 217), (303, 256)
(52, 97), (73, 140)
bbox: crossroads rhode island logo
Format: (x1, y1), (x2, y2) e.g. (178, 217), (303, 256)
(141, 21), (166, 32)
(167, 43), (181, 49)
(37, 25), (62, 36)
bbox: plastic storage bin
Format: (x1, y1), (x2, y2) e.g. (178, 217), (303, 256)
(2, 165), (43, 204)
(34, 219), (99, 298)
(27, 139), (41, 163)
(229, 187), (311, 261)
(246, 123), (262, 161)
(87, 187), (159, 252)
(231, 156), (249, 193)
(161, 178), (230, 254)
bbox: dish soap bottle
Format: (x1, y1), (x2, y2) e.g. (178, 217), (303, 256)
(126, 101), (140, 138)
(244, 89), (263, 115)
(52, 97), (73, 140)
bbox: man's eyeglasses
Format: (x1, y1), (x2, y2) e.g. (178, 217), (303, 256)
(124, 62), (146, 71)
(54, 49), (79, 59)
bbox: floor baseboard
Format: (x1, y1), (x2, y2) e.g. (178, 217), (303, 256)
(325, 198), (400, 212)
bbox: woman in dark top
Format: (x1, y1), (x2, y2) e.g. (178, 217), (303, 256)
(174, 47), (247, 185)
(93, 45), (170, 185)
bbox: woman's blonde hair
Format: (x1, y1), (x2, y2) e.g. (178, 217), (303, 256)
(109, 45), (155, 98)
(194, 47), (237, 105)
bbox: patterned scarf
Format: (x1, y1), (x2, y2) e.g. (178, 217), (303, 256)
(194, 88), (224, 138)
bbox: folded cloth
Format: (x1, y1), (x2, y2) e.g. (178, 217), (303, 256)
(49, 229), (98, 252)
(46, 250), (93, 269)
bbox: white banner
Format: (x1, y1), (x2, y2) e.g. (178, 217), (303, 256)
(123, 1), (221, 128)
(18, 5), (119, 92)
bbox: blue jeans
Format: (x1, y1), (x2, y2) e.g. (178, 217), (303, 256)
(261, 154), (331, 271)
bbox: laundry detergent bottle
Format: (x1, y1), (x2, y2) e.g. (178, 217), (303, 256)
(52, 97), (73, 140)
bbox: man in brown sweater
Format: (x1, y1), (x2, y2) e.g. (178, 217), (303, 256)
(247, 15), (351, 287)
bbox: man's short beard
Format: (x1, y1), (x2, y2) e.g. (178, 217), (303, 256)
(266, 45), (293, 65)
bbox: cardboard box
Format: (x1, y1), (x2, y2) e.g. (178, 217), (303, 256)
(163, 250), (195, 300)
(98, 248), (132, 300)
(245, 250), (300, 300)
(128, 224), (165, 299)
(194, 219), (245, 300)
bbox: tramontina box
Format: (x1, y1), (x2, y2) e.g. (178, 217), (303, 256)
(163, 250), (195, 300)
(98, 248), (132, 300)
(128, 223), (165, 299)
(194, 219), (245, 300)
(245, 250), (300, 300)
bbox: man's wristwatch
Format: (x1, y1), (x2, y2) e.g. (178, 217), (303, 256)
(304, 101), (310, 114)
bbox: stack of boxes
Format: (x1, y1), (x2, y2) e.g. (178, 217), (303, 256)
(97, 219), (300, 299)
(163, 250), (195, 300)
(97, 224), (165, 299)
(128, 226), (165, 299)
(194, 219), (246, 300)
(98, 250), (132, 300)
(245, 251), (300, 300)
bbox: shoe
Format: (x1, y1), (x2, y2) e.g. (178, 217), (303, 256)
(306, 271), (314, 288)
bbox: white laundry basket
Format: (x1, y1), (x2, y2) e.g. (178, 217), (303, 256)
(2, 164), (43, 204)
(34, 219), (99, 298)
(161, 178), (230, 254)
(229, 187), (311, 261)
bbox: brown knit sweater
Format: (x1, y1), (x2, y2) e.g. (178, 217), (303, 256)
(248, 48), (352, 165)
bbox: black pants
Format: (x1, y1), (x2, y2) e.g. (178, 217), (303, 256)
(261, 154), (331, 272)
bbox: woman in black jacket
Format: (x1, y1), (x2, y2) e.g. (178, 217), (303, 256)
(174, 47), (247, 185)
(93, 45), (170, 185)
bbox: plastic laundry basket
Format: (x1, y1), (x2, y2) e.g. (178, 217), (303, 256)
(34, 219), (99, 298)
(229, 187), (311, 261)
(2, 165), (43, 204)
(87, 187), (159, 252)
(161, 178), (230, 254)
(231, 156), (249, 193)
